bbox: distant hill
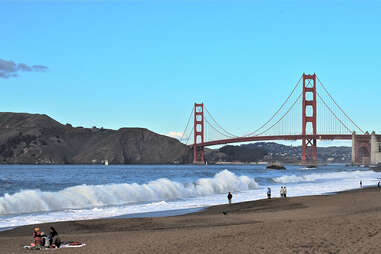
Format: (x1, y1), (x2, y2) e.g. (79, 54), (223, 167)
(0, 112), (192, 164)
(205, 142), (352, 163)
(243, 142), (351, 163)
(205, 145), (267, 163)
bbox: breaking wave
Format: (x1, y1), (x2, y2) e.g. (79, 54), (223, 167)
(273, 170), (375, 184)
(0, 170), (258, 215)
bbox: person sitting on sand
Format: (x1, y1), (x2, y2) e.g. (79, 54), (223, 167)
(49, 227), (61, 248)
(267, 187), (271, 199)
(284, 186), (287, 198)
(33, 227), (42, 246)
(227, 192), (232, 205)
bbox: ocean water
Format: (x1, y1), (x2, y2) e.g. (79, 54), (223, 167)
(0, 164), (380, 229)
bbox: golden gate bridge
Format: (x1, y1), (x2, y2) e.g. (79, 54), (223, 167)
(181, 73), (381, 165)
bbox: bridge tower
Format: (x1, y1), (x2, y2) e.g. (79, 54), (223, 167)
(193, 103), (205, 164)
(302, 73), (317, 162)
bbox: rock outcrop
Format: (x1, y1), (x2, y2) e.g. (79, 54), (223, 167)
(0, 112), (192, 164)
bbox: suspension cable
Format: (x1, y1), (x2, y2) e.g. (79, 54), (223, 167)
(256, 92), (303, 136)
(185, 126), (194, 145)
(205, 118), (235, 139)
(317, 76), (364, 133)
(317, 92), (352, 134)
(180, 107), (194, 141)
(244, 75), (303, 137)
(204, 106), (238, 138)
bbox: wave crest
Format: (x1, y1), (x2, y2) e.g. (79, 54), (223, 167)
(0, 170), (258, 215)
(273, 170), (370, 184)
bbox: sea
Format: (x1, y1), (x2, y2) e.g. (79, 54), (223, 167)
(0, 164), (380, 230)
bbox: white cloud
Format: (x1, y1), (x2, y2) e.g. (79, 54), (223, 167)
(166, 131), (184, 140)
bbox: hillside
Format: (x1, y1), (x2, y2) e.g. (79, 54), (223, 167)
(0, 112), (192, 164)
(242, 142), (351, 163)
(205, 142), (352, 164)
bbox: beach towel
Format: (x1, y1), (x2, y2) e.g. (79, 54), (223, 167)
(24, 241), (86, 250)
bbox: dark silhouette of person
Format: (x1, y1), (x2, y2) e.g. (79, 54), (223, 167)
(227, 192), (232, 205)
(49, 227), (61, 247)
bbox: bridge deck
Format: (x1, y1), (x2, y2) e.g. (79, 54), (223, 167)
(189, 134), (381, 148)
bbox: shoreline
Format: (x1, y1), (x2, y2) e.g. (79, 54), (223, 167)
(0, 185), (374, 233)
(0, 207), (206, 233)
(0, 184), (370, 231)
(2, 187), (381, 253)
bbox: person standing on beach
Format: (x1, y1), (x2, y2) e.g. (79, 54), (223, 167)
(280, 186), (284, 198)
(227, 192), (232, 205)
(284, 186), (287, 198)
(360, 180), (363, 189)
(267, 187), (272, 199)
(378, 181), (381, 191)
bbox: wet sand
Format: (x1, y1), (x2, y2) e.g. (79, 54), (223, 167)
(2, 187), (381, 253)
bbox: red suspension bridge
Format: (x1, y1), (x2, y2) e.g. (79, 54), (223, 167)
(181, 73), (381, 165)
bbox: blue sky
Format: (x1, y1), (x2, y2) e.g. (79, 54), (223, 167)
(1, 0), (380, 145)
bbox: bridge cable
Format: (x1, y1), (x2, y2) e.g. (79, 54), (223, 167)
(317, 92), (352, 134)
(317, 76), (364, 134)
(243, 75), (303, 137)
(185, 126), (194, 145)
(256, 92), (303, 136)
(180, 107), (195, 142)
(205, 118), (236, 139)
(204, 106), (238, 138)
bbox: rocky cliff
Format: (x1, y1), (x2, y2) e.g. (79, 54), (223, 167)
(0, 112), (192, 164)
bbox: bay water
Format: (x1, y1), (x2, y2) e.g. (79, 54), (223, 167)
(0, 164), (380, 229)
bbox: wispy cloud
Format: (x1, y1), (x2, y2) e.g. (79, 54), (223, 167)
(0, 58), (48, 79)
(167, 131), (184, 140)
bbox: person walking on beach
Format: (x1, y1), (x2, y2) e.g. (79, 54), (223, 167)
(267, 187), (272, 199)
(227, 192), (232, 205)
(284, 186), (287, 198)
(280, 186), (284, 198)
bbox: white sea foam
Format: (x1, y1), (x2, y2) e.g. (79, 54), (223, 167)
(2, 168), (381, 229)
(0, 170), (258, 216)
(273, 170), (377, 184)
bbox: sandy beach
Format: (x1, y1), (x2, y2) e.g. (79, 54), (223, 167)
(1, 187), (381, 254)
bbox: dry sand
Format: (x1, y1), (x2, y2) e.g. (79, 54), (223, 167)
(2, 188), (381, 254)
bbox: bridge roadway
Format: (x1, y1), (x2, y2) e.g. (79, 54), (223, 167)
(189, 134), (381, 148)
